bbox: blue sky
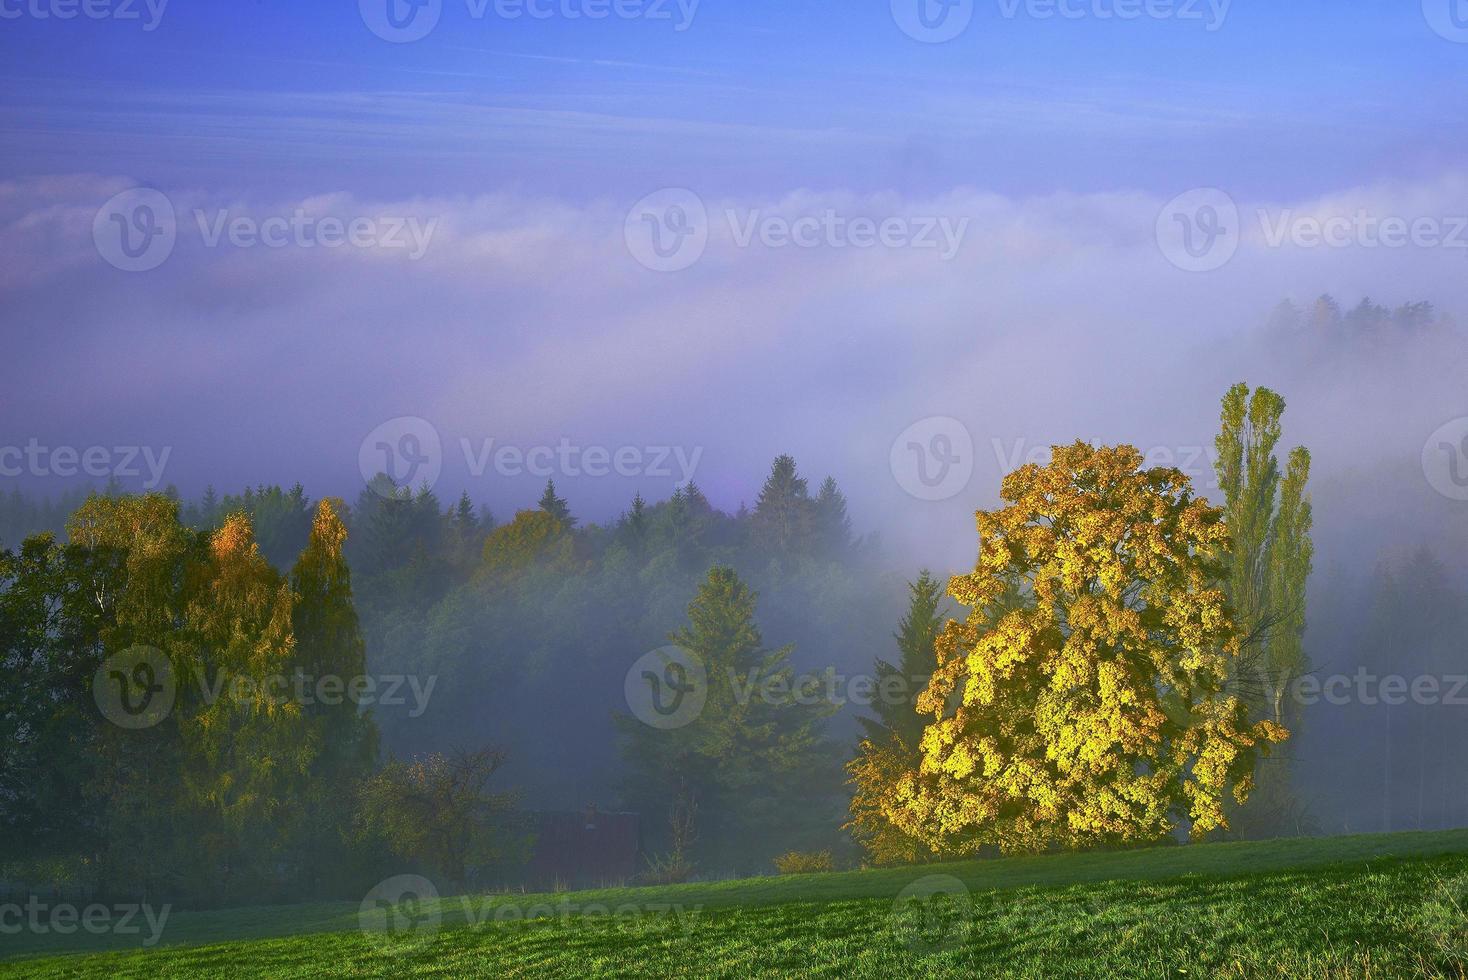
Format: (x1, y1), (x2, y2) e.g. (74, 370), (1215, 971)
(4, 1), (1464, 200)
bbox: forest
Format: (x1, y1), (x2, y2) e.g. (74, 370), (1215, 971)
(6, 311), (1466, 909)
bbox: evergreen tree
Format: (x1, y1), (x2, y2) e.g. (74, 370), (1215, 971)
(618, 566), (833, 873)
(752, 455), (812, 556)
(812, 477), (852, 558)
(625, 492), (649, 541)
(847, 570), (1023, 864)
(845, 571), (944, 865)
(538, 479), (574, 527)
(448, 492), (486, 571)
(857, 571), (944, 752)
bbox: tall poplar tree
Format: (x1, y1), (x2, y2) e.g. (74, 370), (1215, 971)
(1214, 384), (1313, 834)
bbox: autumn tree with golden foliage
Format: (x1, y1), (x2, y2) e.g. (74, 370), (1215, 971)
(887, 443), (1287, 855)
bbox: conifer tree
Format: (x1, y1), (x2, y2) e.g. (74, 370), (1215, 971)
(752, 455), (812, 556)
(812, 476), (852, 558)
(538, 479), (574, 527)
(846, 571), (944, 864)
(857, 571), (944, 752)
(618, 566), (831, 871)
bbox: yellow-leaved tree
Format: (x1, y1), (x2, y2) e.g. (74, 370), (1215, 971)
(888, 443), (1287, 854)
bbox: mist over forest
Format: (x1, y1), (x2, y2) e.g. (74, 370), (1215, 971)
(7, 4), (1468, 973)
(6, 291), (1467, 884)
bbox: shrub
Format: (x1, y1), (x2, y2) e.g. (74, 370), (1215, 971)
(773, 851), (834, 875)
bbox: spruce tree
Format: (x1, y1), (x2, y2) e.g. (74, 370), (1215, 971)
(752, 455), (812, 556)
(538, 478), (574, 527)
(857, 570), (944, 751)
(619, 566), (831, 872)
(846, 571), (946, 865)
(812, 476), (852, 558)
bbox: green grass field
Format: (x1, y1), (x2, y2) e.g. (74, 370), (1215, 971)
(6, 829), (1468, 978)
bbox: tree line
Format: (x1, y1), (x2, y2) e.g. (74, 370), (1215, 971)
(0, 381), (1348, 903)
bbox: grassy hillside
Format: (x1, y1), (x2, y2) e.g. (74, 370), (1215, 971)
(6, 829), (1468, 978)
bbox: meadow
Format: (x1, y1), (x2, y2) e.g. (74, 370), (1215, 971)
(5, 829), (1468, 978)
